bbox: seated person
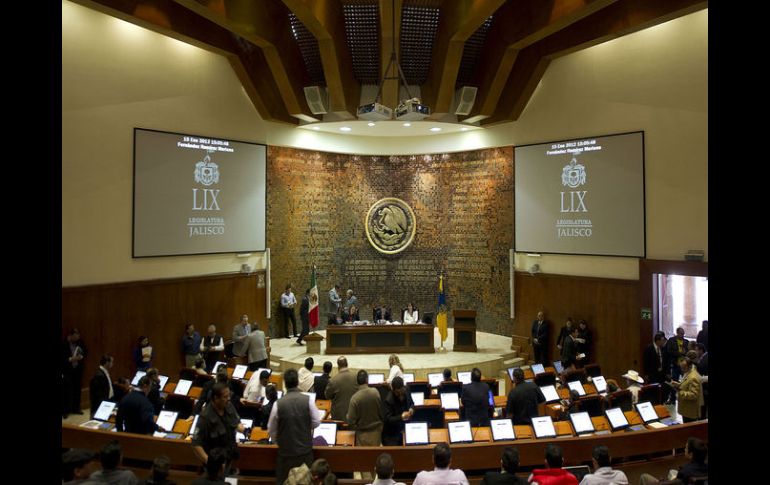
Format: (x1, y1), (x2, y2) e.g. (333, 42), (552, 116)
(343, 304), (360, 322)
(193, 357), (208, 376)
(402, 303), (419, 324)
(528, 444), (578, 485)
(374, 305), (392, 322)
(639, 437), (707, 484)
(258, 384), (279, 429)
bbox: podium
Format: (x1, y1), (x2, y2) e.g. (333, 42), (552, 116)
(452, 310), (477, 352)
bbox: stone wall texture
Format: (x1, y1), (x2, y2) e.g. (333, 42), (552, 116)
(267, 145), (514, 336)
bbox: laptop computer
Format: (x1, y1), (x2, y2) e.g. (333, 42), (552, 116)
(564, 466), (591, 482)
(404, 422), (430, 445)
(427, 373), (444, 388)
(569, 411), (595, 436)
(232, 365), (248, 380)
(440, 392), (460, 410)
(156, 410), (178, 432)
(173, 379), (193, 396)
(313, 422), (338, 446)
(532, 416), (557, 438)
(410, 392), (425, 406)
(635, 401), (660, 424)
(457, 371), (472, 385)
(368, 373), (385, 385)
(567, 380), (587, 396)
(506, 367), (520, 381)
(592, 375), (607, 394)
(447, 421), (474, 444)
(539, 385), (561, 404)
(131, 371), (147, 386)
(79, 401), (117, 430)
(604, 406), (630, 432)
(489, 418), (516, 441)
(553, 360), (564, 374)
(531, 363), (545, 375)
(402, 373), (415, 383)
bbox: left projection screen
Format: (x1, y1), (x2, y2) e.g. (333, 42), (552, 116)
(133, 128), (266, 257)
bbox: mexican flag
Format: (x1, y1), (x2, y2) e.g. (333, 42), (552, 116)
(309, 266), (319, 329)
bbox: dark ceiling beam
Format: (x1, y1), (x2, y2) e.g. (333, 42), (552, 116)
(379, 0), (403, 109)
(71, 0), (294, 124)
(485, 0), (708, 124)
(174, 0), (311, 120)
(465, 0), (617, 123)
(422, 0), (505, 118)
(281, 0), (359, 119)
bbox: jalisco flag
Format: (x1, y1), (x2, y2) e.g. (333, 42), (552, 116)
(309, 266), (319, 329)
(437, 275), (448, 344)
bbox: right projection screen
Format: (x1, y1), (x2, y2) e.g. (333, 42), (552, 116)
(515, 131), (645, 257)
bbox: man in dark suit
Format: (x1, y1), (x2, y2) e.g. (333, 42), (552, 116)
(559, 326), (580, 373)
(297, 289), (310, 345)
(461, 368), (491, 427)
(642, 331), (669, 385)
(62, 328), (87, 417)
(665, 327), (689, 402)
(506, 368), (545, 425)
(116, 376), (163, 434)
(530, 311), (549, 364)
(481, 447), (528, 485)
(313, 361), (333, 401)
(89, 354), (114, 418)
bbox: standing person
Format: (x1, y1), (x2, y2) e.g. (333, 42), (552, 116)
(281, 284), (298, 338)
(412, 443), (469, 485)
(696, 320), (708, 351)
(575, 320), (592, 358)
(232, 314), (252, 364)
(694, 343), (708, 418)
(267, 368), (323, 485)
(134, 336), (153, 372)
(89, 354), (115, 418)
(669, 351), (703, 423)
(192, 382), (246, 477)
(559, 326), (580, 374)
(555, 318), (574, 353)
(480, 447), (527, 485)
(243, 327), (268, 372)
(313, 361), (333, 400)
(387, 354), (404, 383)
(200, 325), (225, 373)
(347, 370), (384, 446)
(665, 327), (689, 402)
(181, 324), (202, 369)
(402, 303), (418, 324)
(116, 376), (162, 434)
(242, 370), (271, 403)
(325, 356), (358, 422)
(643, 332), (669, 385)
(531, 311), (549, 364)
(344, 289), (358, 313)
(381, 376), (413, 446)
(329, 285), (342, 319)
(62, 328), (87, 417)
(461, 368), (491, 427)
(297, 289), (310, 345)
(145, 368), (165, 415)
(506, 368), (545, 425)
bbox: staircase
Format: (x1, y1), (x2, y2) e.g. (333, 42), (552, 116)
(511, 334), (532, 365)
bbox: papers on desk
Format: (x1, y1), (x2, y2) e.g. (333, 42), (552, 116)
(647, 421), (668, 429)
(80, 420), (112, 430)
(225, 477), (238, 484)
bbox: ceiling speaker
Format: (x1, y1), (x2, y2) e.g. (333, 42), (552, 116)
(304, 86), (328, 115)
(454, 86), (478, 116)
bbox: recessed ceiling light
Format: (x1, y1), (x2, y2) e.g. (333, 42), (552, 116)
(312, 126), (320, 130)
(403, 123), (411, 127)
(367, 122), (376, 127)
(340, 126), (352, 132)
(460, 127), (469, 131)
(430, 127), (442, 132)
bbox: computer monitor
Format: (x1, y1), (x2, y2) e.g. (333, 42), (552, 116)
(532, 416), (557, 439)
(569, 411), (595, 435)
(404, 422), (430, 445)
(604, 407), (629, 431)
(553, 361), (564, 374)
(402, 373), (415, 383)
(232, 365), (248, 379)
(211, 361), (227, 375)
(368, 373), (385, 385)
(174, 379), (193, 396)
(635, 401), (659, 424)
(490, 418), (516, 441)
(488, 390), (495, 407)
(531, 363), (545, 375)
(313, 422), (338, 446)
(440, 393), (460, 410)
(131, 371), (146, 386)
(158, 375), (169, 389)
(539, 385), (560, 403)
(567, 380), (586, 396)
(427, 373), (443, 388)
(507, 367), (520, 381)
(592, 375), (607, 394)
(564, 466), (592, 482)
(93, 401), (116, 421)
(410, 392), (425, 406)
(156, 410), (178, 432)
(447, 421), (474, 444)
(457, 371), (472, 385)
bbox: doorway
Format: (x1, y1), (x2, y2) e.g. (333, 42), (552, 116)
(654, 274), (708, 339)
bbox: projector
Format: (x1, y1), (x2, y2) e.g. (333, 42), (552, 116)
(357, 102), (393, 121)
(395, 98), (430, 121)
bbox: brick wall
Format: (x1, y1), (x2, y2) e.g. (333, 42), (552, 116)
(267, 146), (514, 336)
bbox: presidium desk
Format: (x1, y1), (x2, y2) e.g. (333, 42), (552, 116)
(325, 323), (435, 354)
